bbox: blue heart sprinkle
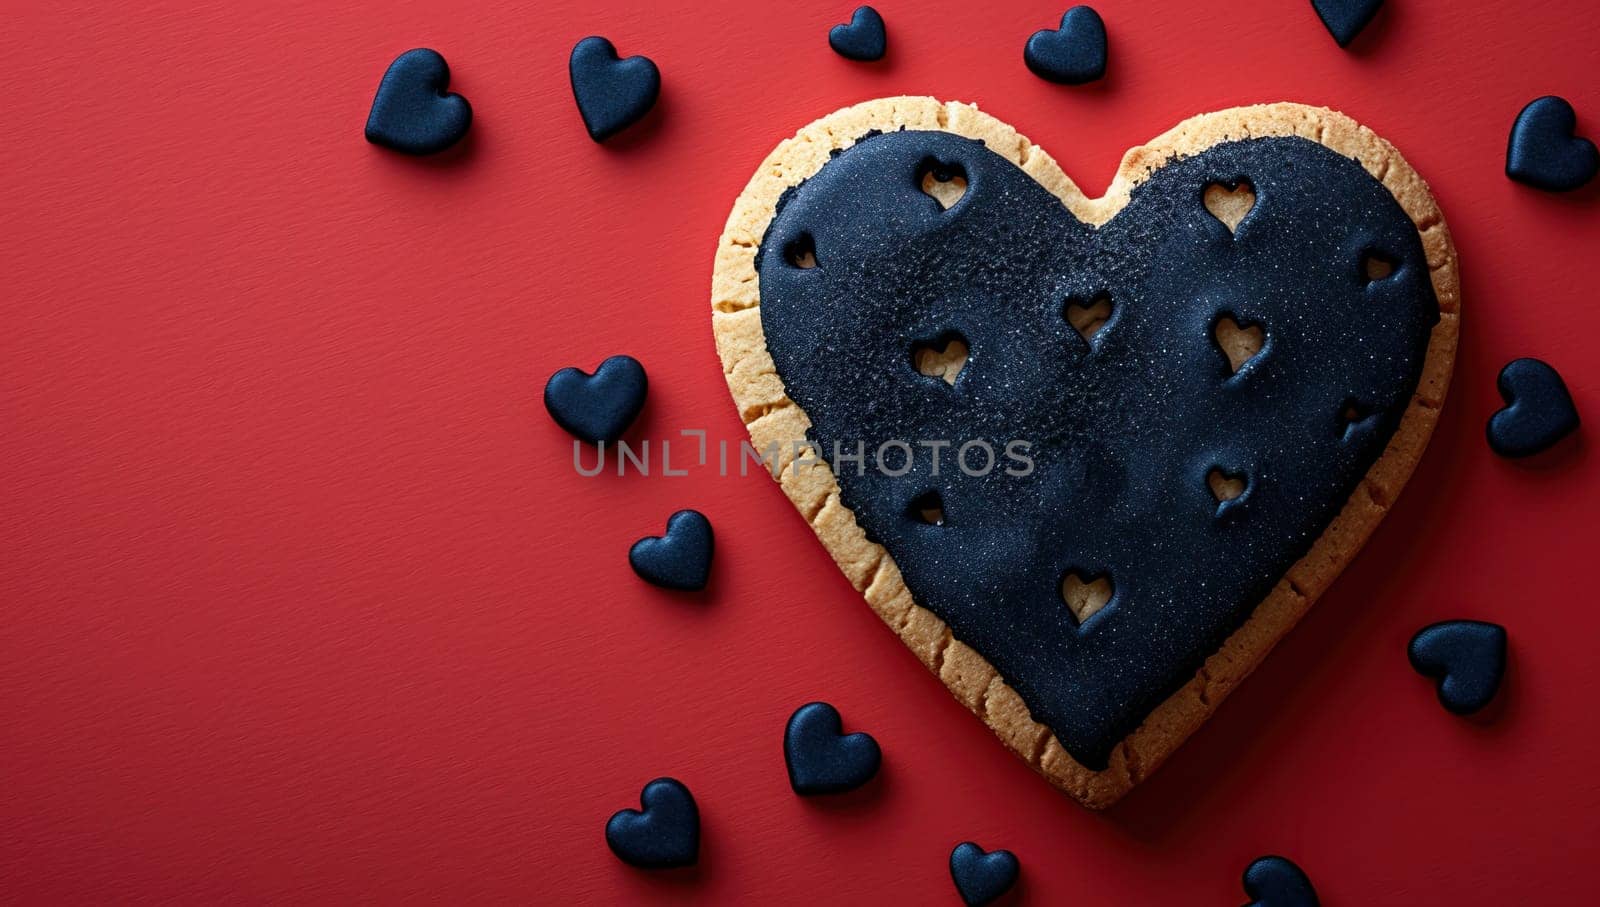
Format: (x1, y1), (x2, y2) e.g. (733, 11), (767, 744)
(1487, 358), (1579, 458)
(829, 6), (888, 62)
(1243, 854), (1319, 907)
(605, 777), (699, 869)
(364, 49), (472, 155)
(1310, 0), (1384, 48)
(1506, 96), (1599, 192)
(1409, 621), (1508, 715)
(569, 36), (661, 143)
(630, 510), (715, 592)
(544, 355), (648, 445)
(1024, 6), (1107, 85)
(949, 842), (1019, 906)
(784, 702), (882, 795)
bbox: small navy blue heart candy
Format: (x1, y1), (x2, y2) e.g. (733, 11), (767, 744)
(1409, 620), (1507, 715)
(829, 6), (887, 62)
(1024, 6), (1107, 85)
(949, 842), (1019, 907)
(544, 355), (648, 445)
(569, 36), (661, 143)
(1506, 96), (1600, 192)
(783, 702), (881, 795)
(1243, 855), (1319, 907)
(1486, 358), (1579, 458)
(605, 777), (699, 869)
(630, 510), (714, 591)
(1310, 0), (1384, 48)
(364, 49), (472, 155)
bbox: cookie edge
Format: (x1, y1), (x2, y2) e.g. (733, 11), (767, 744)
(709, 97), (1459, 809)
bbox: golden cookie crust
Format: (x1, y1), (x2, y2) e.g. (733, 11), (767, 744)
(710, 98), (1458, 808)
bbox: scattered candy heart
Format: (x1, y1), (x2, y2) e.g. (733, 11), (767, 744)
(364, 48), (472, 155)
(829, 6), (887, 62)
(1409, 620), (1508, 715)
(1310, 0), (1384, 48)
(949, 842), (1019, 906)
(1486, 358), (1579, 458)
(1243, 854), (1319, 907)
(1506, 96), (1599, 192)
(605, 777), (700, 869)
(630, 510), (715, 591)
(1024, 6), (1108, 85)
(544, 355), (648, 445)
(783, 702), (881, 795)
(569, 36), (661, 142)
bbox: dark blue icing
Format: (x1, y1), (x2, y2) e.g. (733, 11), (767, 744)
(544, 355), (648, 444)
(630, 510), (714, 591)
(1506, 96), (1599, 192)
(605, 777), (699, 868)
(1024, 6), (1107, 85)
(1409, 620), (1507, 715)
(949, 842), (1019, 906)
(569, 36), (660, 143)
(1243, 855), (1319, 907)
(757, 130), (1438, 769)
(364, 49), (471, 155)
(783, 702), (882, 795)
(1487, 358), (1580, 458)
(1311, 0), (1384, 48)
(829, 7), (887, 62)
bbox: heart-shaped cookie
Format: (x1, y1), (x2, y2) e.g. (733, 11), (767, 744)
(711, 98), (1457, 807)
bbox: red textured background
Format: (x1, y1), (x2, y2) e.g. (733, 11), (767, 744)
(4, 1), (1598, 902)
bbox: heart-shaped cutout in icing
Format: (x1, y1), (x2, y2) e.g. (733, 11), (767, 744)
(921, 163), (970, 210)
(911, 331), (971, 385)
(1213, 314), (1266, 374)
(1059, 570), (1114, 626)
(1203, 179), (1257, 234)
(1064, 293), (1114, 345)
(711, 98), (1457, 807)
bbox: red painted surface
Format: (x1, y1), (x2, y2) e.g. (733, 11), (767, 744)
(4, 1), (1598, 902)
